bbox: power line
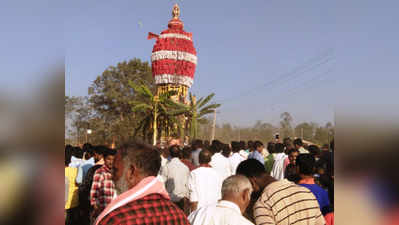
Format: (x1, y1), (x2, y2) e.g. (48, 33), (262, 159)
(266, 68), (335, 112)
(220, 57), (334, 112)
(218, 48), (334, 104)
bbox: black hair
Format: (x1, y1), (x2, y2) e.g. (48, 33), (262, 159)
(211, 140), (223, 153)
(274, 143), (285, 153)
(94, 145), (108, 155)
(103, 148), (116, 158)
(267, 142), (275, 154)
(283, 137), (292, 145)
(296, 154), (315, 176)
(293, 138), (303, 147)
(82, 143), (92, 152)
(247, 140), (254, 150)
(308, 145), (320, 157)
(222, 144), (231, 158)
(287, 148), (299, 155)
(239, 141), (246, 150)
(192, 139), (203, 150)
(182, 146), (192, 159)
(254, 141), (264, 149)
(65, 146), (72, 166)
(169, 145), (181, 158)
(236, 159), (266, 178)
(231, 141), (240, 153)
(199, 149), (212, 164)
(73, 147), (84, 159)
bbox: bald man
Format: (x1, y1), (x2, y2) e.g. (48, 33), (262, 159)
(189, 175), (254, 225)
(188, 149), (223, 212)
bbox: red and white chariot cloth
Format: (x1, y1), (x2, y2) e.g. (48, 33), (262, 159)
(148, 16), (197, 88)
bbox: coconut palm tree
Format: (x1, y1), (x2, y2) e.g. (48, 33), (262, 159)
(129, 82), (186, 145)
(184, 93), (221, 140)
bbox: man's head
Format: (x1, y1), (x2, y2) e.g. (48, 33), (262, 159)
(169, 145), (181, 158)
(221, 175), (253, 214)
(211, 140), (222, 153)
(254, 141), (264, 153)
(308, 145), (320, 159)
(236, 159), (275, 195)
(284, 142), (294, 154)
(168, 137), (181, 147)
(293, 138), (303, 149)
(113, 142), (161, 194)
(283, 137), (292, 147)
(267, 142), (275, 154)
(93, 145), (106, 162)
(239, 141), (246, 150)
(198, 149), (212, 165)
(192, 139), (203, 150)
(288, 149), (299, 165)
(222, 144), (231, 158)
(82, 143), (92, 152)
(103, 148), (116, 170)
(247, 141), (254, 151)
(85, 147), (94, 160)
(296, 154), (315, 176)
(83, 143), (94, 160)
(274, 143), (285, 153)
(231, 141), (240, 153)
(73, 147), (83, 159)
(182, 146), (192, 160)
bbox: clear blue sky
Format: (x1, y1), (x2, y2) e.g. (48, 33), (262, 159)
(3, 0), (398, 127)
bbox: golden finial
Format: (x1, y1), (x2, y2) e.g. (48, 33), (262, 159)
(172, 4), (180, 19)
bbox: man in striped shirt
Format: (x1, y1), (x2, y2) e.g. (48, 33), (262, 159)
(236, 159), (325, 225)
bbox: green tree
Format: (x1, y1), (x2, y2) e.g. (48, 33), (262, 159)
(184, 93), (221, 140)
(88, 58), (154, 145)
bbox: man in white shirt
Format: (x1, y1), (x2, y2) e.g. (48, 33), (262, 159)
(160, 145), (190, 212)
(76, 146), (95, 184)
(229, 141), (245, 175)
(210, 143), (232, 181)
(189, 175), (254, 225)
(294, 138), (309, 154)
(191, 140), (203, 167)
(188, 149), (223, 212)
(270, 143), (288, 180)
(69, 147), (84, 168)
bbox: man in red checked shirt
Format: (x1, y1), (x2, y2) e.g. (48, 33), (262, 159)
(95, 142), (190, 225)
(90, 148), (117, 221)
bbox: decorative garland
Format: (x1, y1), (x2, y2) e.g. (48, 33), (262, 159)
(154, 74), (193, 87)
(149, 17), (197, 88)
(151, 50), (197, 64)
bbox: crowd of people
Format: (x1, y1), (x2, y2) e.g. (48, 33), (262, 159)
(65, 137), (334, 225)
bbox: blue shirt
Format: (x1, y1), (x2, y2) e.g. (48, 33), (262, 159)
(299, 183), (330, 215)
(248, 151), (264, 165)
(75, 157), (95, 184)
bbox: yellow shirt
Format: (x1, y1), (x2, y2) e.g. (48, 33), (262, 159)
(65, 167), (79, 209)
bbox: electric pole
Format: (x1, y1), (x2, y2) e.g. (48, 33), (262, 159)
(211, 110), (216, 142)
